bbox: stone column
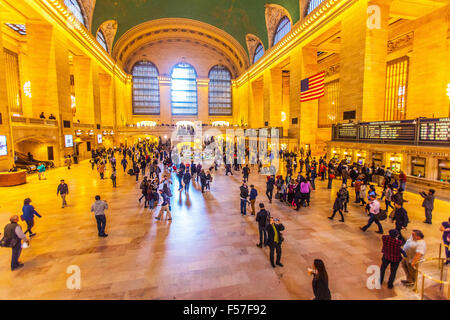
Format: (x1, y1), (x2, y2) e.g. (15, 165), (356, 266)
(159, 77), (171, 125)
(339, 0), (391, 122)
(197, 79), (209, 124)
(73, 56), (95, 124)
(0, 16), (14, 171)
(263, 68), (283, 128)
(289, 46), (302, 141)
(99, 73), (113, 127)
(298, 46), (320, 153)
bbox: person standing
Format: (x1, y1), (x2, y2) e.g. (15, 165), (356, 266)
(327, 168), (335, 189)
(56, 180), (69, 208)
(392, 201), (408, 243)
(239, 182), (249, 215)
(399, 171), (407, 191)
(21, 198), (42, 237)
(308, 259), (331, 300)
(243, 165), (250, 182)
(90, 195), (108, 237)
(379, 229), (403, 289)
(384, 184), (394, 212)
(266, 175), (275, 203)
(266, 217), (285, 268)
(155, 190), (172, 221)
(420, 189), (435, 224)
(249, 185), (258, 215)
(360, 195), (384, 234)
(255, 203), (269, 247)
(401, 230), (426, 288)
(440, 217), (450, 265)
(354, 177), (362, 204)
(205, 171), (212, 192)
(2, 215), (29, 271)
(110, 168), (117, 188)
(199, 169), (207, 193)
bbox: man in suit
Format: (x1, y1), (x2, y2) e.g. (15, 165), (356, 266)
(266, 217), (285, 268)
(420, 189), (435, 224)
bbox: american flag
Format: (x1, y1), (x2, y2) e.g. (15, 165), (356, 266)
(300, 72), (325, 102)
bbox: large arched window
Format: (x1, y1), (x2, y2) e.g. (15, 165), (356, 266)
(306, 0), (325, 16)
(96, 30), (108, 52)
(171, 62), (198, 115)
(253, 43), (264, 64)
(64, 0), (86, 27)
(209, 65), (232, 116)
(132, 61), (160, 115)
(273, 17), (291, 46)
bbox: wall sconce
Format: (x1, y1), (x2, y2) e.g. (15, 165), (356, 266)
(23, 81), (32, 98)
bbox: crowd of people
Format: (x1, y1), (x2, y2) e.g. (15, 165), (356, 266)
(1, 140), (449, 301)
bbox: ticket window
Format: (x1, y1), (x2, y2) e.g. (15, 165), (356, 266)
(344, 153), (352, 164)
(438, 160), (450, 183)
(372, 153), (383, 167)
(389, 155), (402, 174)
(411, 157), (426, 178)
(356, 152), (366, 166)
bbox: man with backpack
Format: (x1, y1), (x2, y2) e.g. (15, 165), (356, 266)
(256, 203), (270, 248)
(1, 215), (29, 271)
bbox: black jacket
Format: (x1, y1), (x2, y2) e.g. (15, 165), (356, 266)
(266, 223), (285, 245)
(393, 207), (409, 228)
(240, 186), (249, 199)
(256, 209), (269, 228)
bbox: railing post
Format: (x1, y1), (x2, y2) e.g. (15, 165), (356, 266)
(421, 274), (425, 300)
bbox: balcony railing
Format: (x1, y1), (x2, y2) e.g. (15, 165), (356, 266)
(11, 116), (57, 127)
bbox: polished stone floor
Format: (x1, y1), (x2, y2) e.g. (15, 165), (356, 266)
(0, 160), (449, 300)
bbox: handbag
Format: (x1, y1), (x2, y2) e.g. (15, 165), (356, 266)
(377, 209), (387, 221)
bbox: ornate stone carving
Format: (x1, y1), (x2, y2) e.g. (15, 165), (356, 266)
(79, 0), (96, 31)
(99, 20), (118, 53)
(325, 64), (340, 77)
(265, 4), (292, 48)
(246, 34), (263, 63)
(387, 32), (414, 54)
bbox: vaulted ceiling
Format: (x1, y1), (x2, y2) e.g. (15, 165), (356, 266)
(92, 0), (300, 51)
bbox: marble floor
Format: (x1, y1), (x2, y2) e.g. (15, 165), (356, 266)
(0, 160), (449, 300)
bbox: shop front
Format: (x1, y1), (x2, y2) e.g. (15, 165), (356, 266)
(411, 157), (426, 178)
(438, 160), (450, 183)
(388, 154), (403, 173)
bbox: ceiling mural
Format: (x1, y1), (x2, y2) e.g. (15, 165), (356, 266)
(92, 0), (300, 52)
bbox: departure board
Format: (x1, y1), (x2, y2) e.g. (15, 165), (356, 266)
(337, 124), (358, 139)
(359, 120), (416, 141)
(419, 118), (450, 142)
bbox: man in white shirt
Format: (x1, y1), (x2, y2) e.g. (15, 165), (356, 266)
(360, 195), (384, 234)
(401, 230), (426, 287)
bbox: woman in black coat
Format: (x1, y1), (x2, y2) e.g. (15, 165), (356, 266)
(309, 259), (331, 300)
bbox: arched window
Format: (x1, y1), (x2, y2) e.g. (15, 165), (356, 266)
(273, 17), (291, 46)
(209, 65), (232, 116)
(306, 0), (325, 16)
(171, 62), (198, 115)
(64, 0), (86, 27)
(253, 43), (264, 64)
(96, 30), (108, 52)
(132, 61), (160, 115)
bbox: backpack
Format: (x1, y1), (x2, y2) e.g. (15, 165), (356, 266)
(140, 181), (146, 190)
(265, 210), (271, 226)
(0, 224), (18, 248)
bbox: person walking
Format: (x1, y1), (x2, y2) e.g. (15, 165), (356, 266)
(266, 175), (275, 203)
(266, 217), (285, 268)
(401, 230), (426, 288)
(121, 157), (128, 173)
(243, 165), (250, 182)
(65, 156), (72, 170)
(249, 185), (258, 215)
(37, 163), (46, 180)
(399, 171), (407, 191)
(21, 198), (42, 237)
(256, 203), (269, 247)
(183, 171), (191, 193)
(56, 179), (69, 208)
(155, 190), (172, 221)
(90, 195), (108, 237)
(308, 259), (331, 300)
(199, 169), (207, 193)
(360, 195), (384, 234)
(420, 189), (435, 224)
(384, 184), (394, 211)
(98, 162), (105, 180)
(239, 182), (249, 215)
(328, 192), (344, 222)
(380, 229), (403, 289)
(1, 215), (29, 271)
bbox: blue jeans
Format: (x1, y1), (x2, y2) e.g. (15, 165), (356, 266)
(240, 199), (247, 215)
(328, 178), (333, 189)
(184, 182), (190, 192)
(95, 214), (106, 235)
(311, 178), (316, 190)
(362, 214), (383, 233)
